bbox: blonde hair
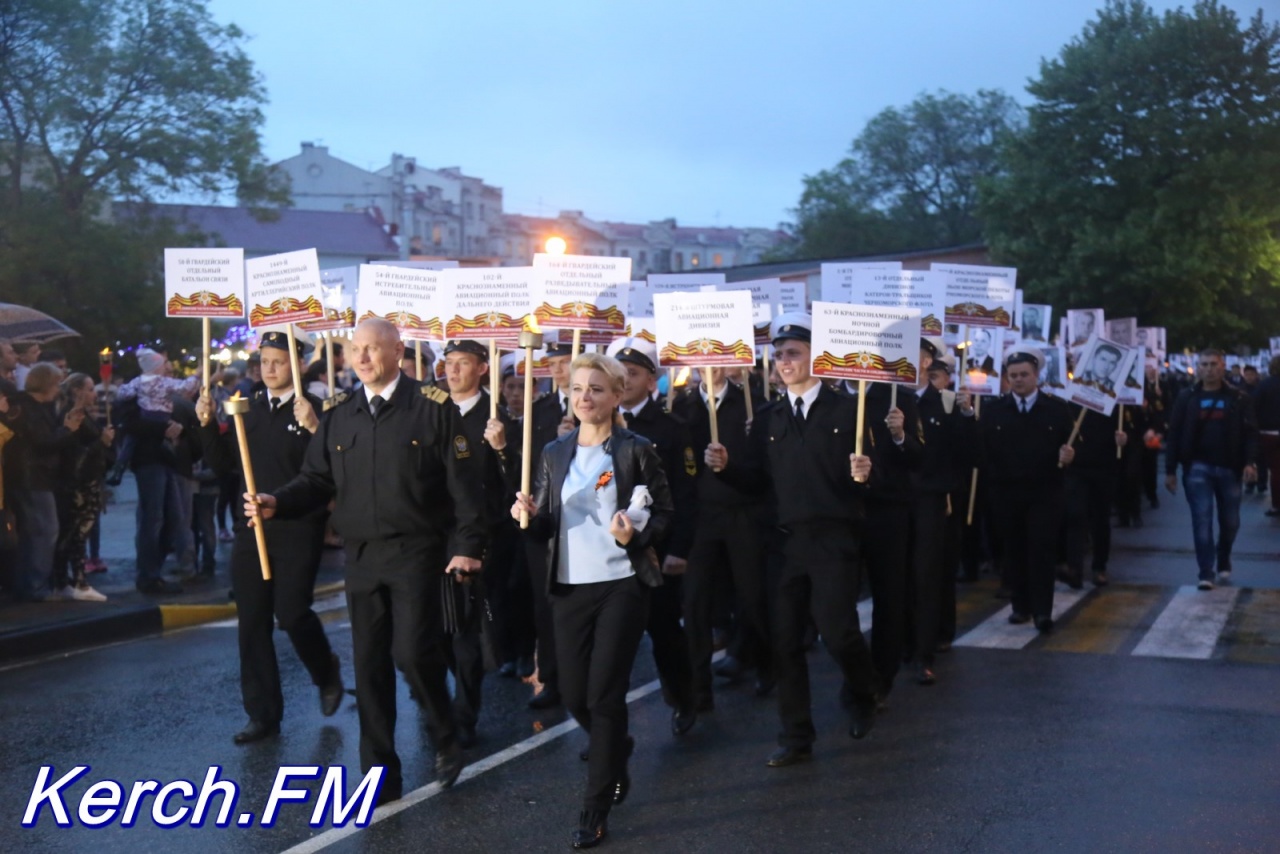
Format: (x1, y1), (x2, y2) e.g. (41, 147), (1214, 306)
(570, 352), (626, 395)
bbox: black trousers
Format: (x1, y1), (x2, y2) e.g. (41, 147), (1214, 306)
(992, 483), (1064, 619)
(1116, 445), (1144, 524)
(1065, 467), (1114, 574)
(940, 491), (964, 643)
(862, 502), (911, 691)
(231, 520), (334, 725)
(524, 536), (559, 693)
(345, 536), (456, 788)
(647, 574), (695, 713)
(904, 492), (949, 665)
(685, 504), (772, 706)
(488, 523), (535, 665)
(444, 574), (486, 730)
(1142, 445), (1161, 503)
(774, 524), (878, 749)
(551, 576), (650, 812)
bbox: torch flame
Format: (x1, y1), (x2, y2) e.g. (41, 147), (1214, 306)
(675, 367), (692, 387)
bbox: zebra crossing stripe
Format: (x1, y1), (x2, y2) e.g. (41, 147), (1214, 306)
(1132, 585), (1239, 660)
(953, 584), (1090, 649)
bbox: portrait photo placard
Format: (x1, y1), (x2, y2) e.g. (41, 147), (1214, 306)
(958, 325), (1002, 395)
(1018, 303), (1053, 343)
(1067, 335), (1139, 416)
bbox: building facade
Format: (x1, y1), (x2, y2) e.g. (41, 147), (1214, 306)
(271, 143), (793, 269)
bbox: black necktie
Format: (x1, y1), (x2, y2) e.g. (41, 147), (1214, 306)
(1020, 397), (1029, 414)
(623, 410), (635, 427)
(270, 396), (282, 413)
(794, 397), (806, 425)
(370, 394), (385, 417)
(561, 396), (568, 417)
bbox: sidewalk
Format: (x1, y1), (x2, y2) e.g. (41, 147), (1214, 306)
(0, 474), (346, 666)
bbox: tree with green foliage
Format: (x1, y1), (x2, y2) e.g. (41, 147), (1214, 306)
(0, 0), (286, 363)
(779, 89), (1023, 260)
(982, 0), (1280, 348)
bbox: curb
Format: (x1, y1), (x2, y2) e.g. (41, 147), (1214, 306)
(0, 580), (346, 668)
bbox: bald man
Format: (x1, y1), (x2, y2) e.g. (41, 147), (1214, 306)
(250, 319), (488, 803)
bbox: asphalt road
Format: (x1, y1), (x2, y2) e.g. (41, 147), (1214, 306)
(5, 494), (1280, 853)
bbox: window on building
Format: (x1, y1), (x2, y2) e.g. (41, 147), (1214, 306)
(674, 252), (684, 270)
(691, 253), (700, 267)
(638, 250), (647, 267)
(480, 203), (486, 221)
(465, 202), (473, 219)
(432, 225), (442, 245)
(620, 249), (629, 257)
(712, 253), (723, 267)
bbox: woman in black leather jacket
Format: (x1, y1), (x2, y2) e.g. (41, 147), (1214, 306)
(512, 352), (674, 850)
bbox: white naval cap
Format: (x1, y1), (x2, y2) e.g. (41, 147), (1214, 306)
(1004, 344), (1043, 370)
(605, 336), (658, 373)
(770, 311), (812, 344)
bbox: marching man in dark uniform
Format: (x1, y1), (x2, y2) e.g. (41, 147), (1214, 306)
(980, 345), (1076, 632)
(441, 339), (520, 748)
(605, 336), (700, 736)
(523, 340), (574, 709)
(675, 354), (773, 709)
(905, 337), (974, 685)
(705, 313), (880, 767)
(246, 318), (487, 804)
(1059, 407), (1127, 589)
(196, 331), (343, 745)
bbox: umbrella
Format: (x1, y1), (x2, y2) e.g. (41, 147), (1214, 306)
(0, 303), (79, 343)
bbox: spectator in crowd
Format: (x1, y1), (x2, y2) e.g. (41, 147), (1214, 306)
(302, 359), (329, 399)
(211, 368), (240, 542)
(41, 349), (68, 375)
(1166, 348), (1259, 589)
(12, 341), (40, 389)
(1253, 355), (1280, 517)
(235, 354), (262, 397)
(13, 364), (85, 601)
(0, 339), (17, 384)
(51, 373), (113, 601)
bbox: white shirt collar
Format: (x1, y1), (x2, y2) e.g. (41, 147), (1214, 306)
(786, 382), (822, 413)
(1016, 389), (1039, 410)
(621, 398), (649, 419)
(699, 382), (729, 409)
(266, 388), (295, 406)
(454, 390), (483, 418)
(364, 373), (402, 406)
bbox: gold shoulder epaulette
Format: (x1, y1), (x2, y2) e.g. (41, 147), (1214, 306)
(322, 391), (349, 413)
(421, 385), (450, 404)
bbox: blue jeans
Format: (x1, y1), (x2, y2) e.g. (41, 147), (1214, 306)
(1183, 462), (1242, 580)
(13, 489), (58, 600)
(134, 465), (183, 585)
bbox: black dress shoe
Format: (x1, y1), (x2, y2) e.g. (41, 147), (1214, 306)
(457, 723), (478, 749)
(528, 688), (562, 710)
(766, 746), (813, 767)
(1035, 616), (1054, 634)
(319, 654), (344, 717)
(374, 782), (402, 808)
(233, 720), (279, 744)
(713, 655), (745, 682)
(1008, 611), (1031, 625)
(1056, 568), (1083, 590)
(916, 663), (937, 686)
(671, 707), (697, 737)
(572, 809), (608, 849)
(435, 745), (465, 788)
(849, 703), (876, 739)
(612, 736), (635, 805)
(1092, 571), (1109, 587)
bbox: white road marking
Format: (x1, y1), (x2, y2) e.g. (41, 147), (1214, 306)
(1132, 586), (1239, 659)
(954, 584), (1089, 649)
(280, 651), (723, 853)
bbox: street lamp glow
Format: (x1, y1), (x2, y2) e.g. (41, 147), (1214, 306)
(544, 236), (567, 255)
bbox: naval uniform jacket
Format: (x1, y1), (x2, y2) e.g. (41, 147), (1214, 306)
(525, 427), (675, 593)
(913, 385), (975, 495)
(200, 388), (327, 527)
(979, 392), (1075, 488)
(622, 398), (697, 560)
(271, 372), (487, 559)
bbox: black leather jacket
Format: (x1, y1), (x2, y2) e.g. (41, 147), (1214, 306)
(526, 427), (674, 592)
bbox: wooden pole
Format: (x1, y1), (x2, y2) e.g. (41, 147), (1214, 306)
(518, 330), (543, 530)
(761, 348), (771, 401)
(225, 395), (271, 580)
(489, 339), (500, 419)
(202, 317), (211, 395)
(890, 381), (898, 410)
(706, 367), (720, 445)
(415, 340), (424, 382)
(284, 324), (304, 400)
(741, 367), (754, 423)
(1117, 403), (1124, 460)
(1060, 406), (1088, 468)
(571, 328), (582, 359)
(855, 379), (867, 458)
(324, 335), (335, 398)
(967, 394), (981, 526)
(666, 367), (676, 412)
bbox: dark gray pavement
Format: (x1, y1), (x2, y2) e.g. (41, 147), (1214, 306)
(3, 483), (1279, 851)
